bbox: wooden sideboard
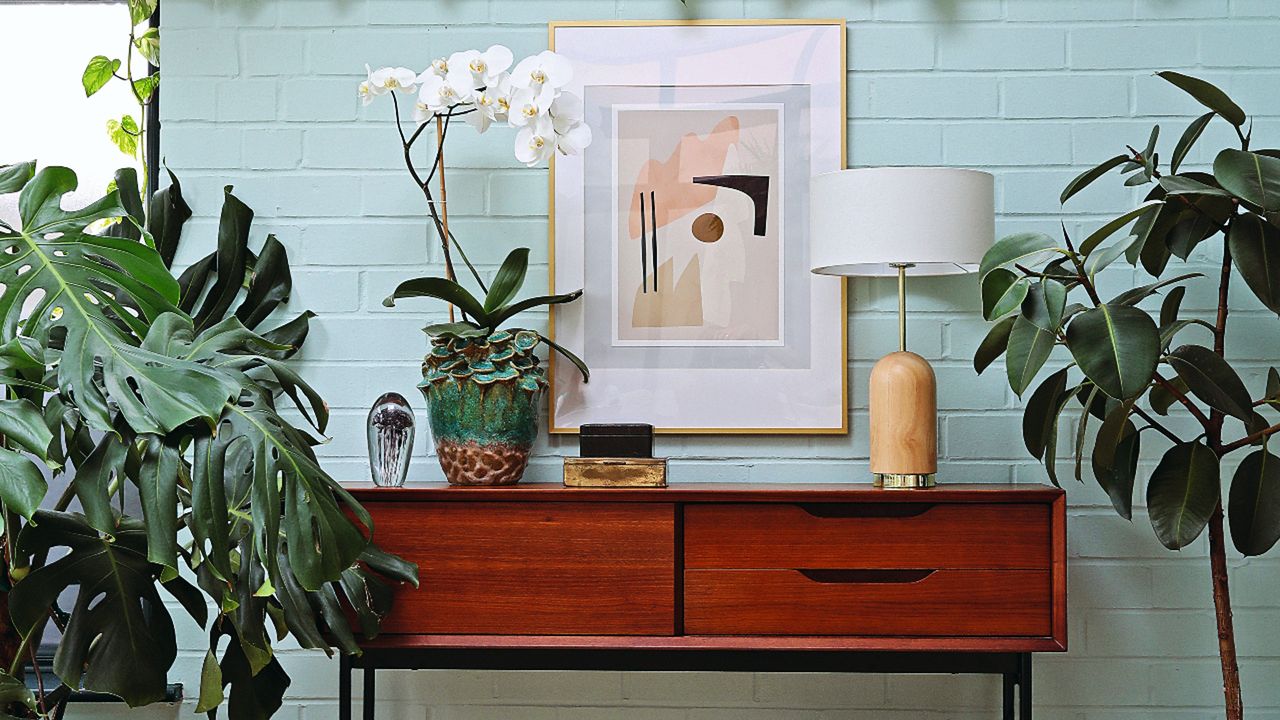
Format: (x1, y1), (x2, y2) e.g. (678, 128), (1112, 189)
(342, 483), (1066, 719)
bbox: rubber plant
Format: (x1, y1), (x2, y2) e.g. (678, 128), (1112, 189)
(0, 162), (416, 719)
(974, 72), (1280, 719)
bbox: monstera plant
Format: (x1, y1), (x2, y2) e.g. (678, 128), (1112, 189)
(0, 162), (415, 719)
(975, 72), (1280, 719)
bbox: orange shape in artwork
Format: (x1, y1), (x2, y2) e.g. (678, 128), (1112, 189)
(626, 115), (740, 240)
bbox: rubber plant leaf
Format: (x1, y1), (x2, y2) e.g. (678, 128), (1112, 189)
(1227, 213), (1280, 315)
(1168, 344), (1255, 421)
(974, 315), (1016, 375)
(1215, 149), (1280, 213)
(1147, 442), (1221, 550)
(1061, 155), (1128, 204)
(1005, 315), (1054, 397)
(1229, 449), (1280, 556)
(1065, 304), (1160, 400)
(1157, 71), (1246, 126)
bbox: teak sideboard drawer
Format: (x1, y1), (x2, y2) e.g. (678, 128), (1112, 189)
(685, 569), (1052, 636)
(685, 503), (1050, 570)
(364, 501), (676, 635)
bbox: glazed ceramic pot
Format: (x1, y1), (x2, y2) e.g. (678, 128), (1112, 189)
(419, 329), (545, 485)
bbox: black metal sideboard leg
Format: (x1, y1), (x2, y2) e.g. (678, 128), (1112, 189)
(1003, 670), (1016, 720)
(363, 666), (376, 720)
(1019, 653), (1033, 719)
(338, 654), (352, 720)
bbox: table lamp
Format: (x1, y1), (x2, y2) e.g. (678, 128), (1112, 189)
(810, 168), (994, 488)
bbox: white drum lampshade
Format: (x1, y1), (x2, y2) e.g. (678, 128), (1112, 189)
(810, 167), (994, 277)
(809, 167), (994, 488)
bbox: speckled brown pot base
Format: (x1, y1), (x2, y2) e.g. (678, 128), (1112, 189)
(436, 439), (531, 486)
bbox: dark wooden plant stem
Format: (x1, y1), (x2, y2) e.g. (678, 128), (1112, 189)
(1209, 238), (1243, 720)
(1208, 506), (1243, 719)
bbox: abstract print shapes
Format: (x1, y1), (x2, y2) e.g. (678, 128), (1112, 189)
(631, 255), (703, 328)
(615, 106), (782, 344)
(691, 174), (770, 237)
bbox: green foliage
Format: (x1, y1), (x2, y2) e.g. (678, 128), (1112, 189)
(82, 55), (121, 97)
(0, 164), (417, 718)
(974, 72), (1280, 558)
(386, 247), (590, 381)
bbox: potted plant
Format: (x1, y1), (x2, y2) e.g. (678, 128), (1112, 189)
(361, 47), (591, 485)
(0, 163), (415, 719)
(975, 71), (1280, 719)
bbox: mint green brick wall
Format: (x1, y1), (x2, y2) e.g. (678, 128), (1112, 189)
(147, 1), (1280, 719)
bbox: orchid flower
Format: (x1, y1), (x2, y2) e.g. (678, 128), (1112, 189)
(507, 85), (554, 129)
(515, 116), (557, 167)
(358, 64), (380, 105)
(368, 66), (418, 94)
(550, 91), (591, 155)
(418, 71), (475, 116)
(510, 50), (572, 91)
(450, 45), (514, 89)
(360, 46), (592, 167)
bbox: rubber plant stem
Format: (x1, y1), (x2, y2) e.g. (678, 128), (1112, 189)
(1209, 236), (1243, 720)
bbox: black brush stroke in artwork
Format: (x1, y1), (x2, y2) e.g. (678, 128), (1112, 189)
(639, 191), (648, 294)
(691, 174), (770, 236)
(649, 190), (658, 292)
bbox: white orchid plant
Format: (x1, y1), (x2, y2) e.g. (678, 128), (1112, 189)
(360, 45), (592, 380)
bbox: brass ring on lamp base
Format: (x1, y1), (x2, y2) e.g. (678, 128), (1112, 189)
(875, 473), (937, 489)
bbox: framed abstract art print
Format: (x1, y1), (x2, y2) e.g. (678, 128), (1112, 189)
(548, 19), (847, 434)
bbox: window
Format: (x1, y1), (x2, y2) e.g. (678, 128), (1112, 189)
(0, 1), (150, 221)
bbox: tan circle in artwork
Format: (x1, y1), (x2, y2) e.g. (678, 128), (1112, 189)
(692, 212), (724, 243)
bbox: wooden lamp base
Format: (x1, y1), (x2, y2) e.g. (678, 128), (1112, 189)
(869, 350), (938, 489)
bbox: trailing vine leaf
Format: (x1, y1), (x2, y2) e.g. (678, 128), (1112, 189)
(134, 27), (160, 65)
(107, 114), (140, 158)
(1065, 304), (1160, 400)
(1229, 448), (1280, 556)
(1147, 442), (1221, 550)
(82, 55), (121, 97)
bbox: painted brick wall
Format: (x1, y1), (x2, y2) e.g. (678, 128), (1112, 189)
(142, 0), (1280, 718)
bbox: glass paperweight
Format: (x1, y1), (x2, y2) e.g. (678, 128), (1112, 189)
(367, 392), (415, 487)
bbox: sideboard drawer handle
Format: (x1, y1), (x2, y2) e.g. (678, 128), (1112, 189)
(797, 569), (936, 584)
(796, 503), (933, 519)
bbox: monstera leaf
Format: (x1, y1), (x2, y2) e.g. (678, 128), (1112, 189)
(0, 164), (237, 433)
(8, 511), (204, 707)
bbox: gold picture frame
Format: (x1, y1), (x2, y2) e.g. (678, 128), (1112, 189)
(547, 18), (848, 435)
